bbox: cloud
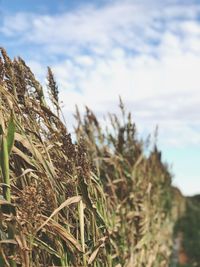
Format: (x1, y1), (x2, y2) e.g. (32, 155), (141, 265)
(1, 4), (153, 57)
(3, 0), (199, 55)
(1, 0), (200, 149)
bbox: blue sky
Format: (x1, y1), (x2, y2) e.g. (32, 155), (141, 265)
(0, 0), (200, 195)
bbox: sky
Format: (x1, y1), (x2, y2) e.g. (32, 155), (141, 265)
(0, 0), (199, 195)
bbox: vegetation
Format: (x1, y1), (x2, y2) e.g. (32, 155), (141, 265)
(0, 48), (185, 267)
(174, 195), (200, 267)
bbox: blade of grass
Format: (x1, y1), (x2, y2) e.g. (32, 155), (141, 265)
(79, 199), (86, 266)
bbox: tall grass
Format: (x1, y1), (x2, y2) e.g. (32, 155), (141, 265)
(0, 48), (185, 267)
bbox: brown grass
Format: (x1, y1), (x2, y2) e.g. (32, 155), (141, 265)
(0, 48), (185, 267)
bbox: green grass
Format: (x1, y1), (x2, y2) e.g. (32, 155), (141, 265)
(174, 195), (200, 267)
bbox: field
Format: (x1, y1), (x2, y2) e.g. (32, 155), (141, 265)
(0, 48), (190, 267)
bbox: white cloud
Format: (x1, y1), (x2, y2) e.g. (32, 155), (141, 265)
(1, 12), (31, 36)
(0, 1), (185, 54)
(5, 1), (197, 149)
(1, 1), (200, 146)
(49, 44), (200, 149)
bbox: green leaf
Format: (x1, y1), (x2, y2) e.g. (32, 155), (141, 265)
(0, 255), (6, 266)
(33, 237), (61, 258)
(0, 135), (10, 202)
(7, 114), (15, 155)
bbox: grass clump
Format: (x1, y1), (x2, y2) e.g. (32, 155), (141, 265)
(174, 195), (200, 267)
(0, 48), (185, 267)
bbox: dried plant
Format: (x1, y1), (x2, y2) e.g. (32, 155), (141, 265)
(0, 48), (185, 267)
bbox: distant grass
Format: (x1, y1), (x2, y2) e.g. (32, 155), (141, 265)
(0, 48), (185, 267)
(174, 195), (200, 267)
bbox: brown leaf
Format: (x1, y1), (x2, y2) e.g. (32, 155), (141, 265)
(37, 195), (82, 232)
